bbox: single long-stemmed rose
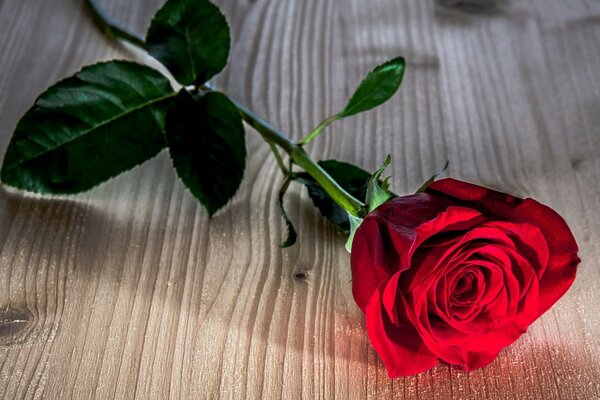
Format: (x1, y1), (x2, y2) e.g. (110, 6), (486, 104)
(0, 0), (579, 377)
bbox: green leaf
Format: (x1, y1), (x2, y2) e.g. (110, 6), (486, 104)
(366, 154), (393, 212)
(166, 90), (245, 216)
(345, 212), (363, 253)
(278, 178), (297, 248)
(1, 60), (175, 194)
(340, 57), (405, 118)
(415, 161), (449, 193)
(146, 0), (231, 86)
(294, 160), (372, 234)
(299, 56), (406, 145)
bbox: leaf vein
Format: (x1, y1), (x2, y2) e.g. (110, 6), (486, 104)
(8, 91), (176, 170)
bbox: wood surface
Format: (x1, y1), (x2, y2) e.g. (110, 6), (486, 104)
(1, 0), (599, 398)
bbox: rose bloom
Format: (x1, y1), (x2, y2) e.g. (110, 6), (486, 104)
(351, 178), (580, 377)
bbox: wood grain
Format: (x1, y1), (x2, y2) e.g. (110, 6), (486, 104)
(1, 0), (599, 398)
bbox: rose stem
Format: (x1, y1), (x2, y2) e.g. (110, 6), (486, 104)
(83, 0), (366, 218)
(83, 0), (147, 49)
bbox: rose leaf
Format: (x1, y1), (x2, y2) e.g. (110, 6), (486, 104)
(166, 90), (246, 216)
(300, 56), (406, 144)
(146, 0), (231, 86)
(0, 60), (175, 194)
(340, 56), (406, 118)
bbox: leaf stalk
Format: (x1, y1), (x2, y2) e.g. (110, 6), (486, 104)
(84, 0), (147, 50)
(299, 114), (340, 145)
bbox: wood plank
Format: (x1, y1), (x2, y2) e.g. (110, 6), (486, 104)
(0, 0), (599, 398)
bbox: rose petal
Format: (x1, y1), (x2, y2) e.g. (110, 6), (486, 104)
(512, 278), (541, 331)
(414, 313), (526, 370)
(408, 205), (486, 266)
(426, 179), (574, 254)
(485, 221), (550, 276)
(457, 320), (529, 370)
(537, 250), (579, 316)
(351, 218), (397, 312)
(382, 271), (401, 325)
(365, 279), (439, 377)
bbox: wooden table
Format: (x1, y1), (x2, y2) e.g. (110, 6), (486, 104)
(1, 0), (599, 398)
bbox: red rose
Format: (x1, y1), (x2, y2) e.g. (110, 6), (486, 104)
(351, 178), (579, 377)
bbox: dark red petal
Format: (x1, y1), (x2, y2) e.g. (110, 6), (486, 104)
(416, 315), (527, 369)
(460, 320), (528, 370)
(382, 270), (401, 325)
(365, 275), (439, 377)
(512, 278), (541, 332)
(485, 221), (549, 276)
(409, 206), (485, 266)
(351, 217), (396, 312)
(461, 349), (502, 371)
(536, 250), (578, 316)
(369, 193), (455, 235)
(426, 178), (577, 257)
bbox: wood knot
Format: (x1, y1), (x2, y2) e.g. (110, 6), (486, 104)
(571, 158), (584, 170)
(294, 272), (307, 281)
(0, 307), (33, 346)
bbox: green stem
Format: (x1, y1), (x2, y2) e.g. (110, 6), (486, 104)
(231, 99), (296, 154)
(84, 0), (147, 50)
(267, 140), (288, 175)
(292, 148), (365, 216)
(299, 114), (340, 145)
(81, 0), (366, 217)
(232, 100), (365, 217)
